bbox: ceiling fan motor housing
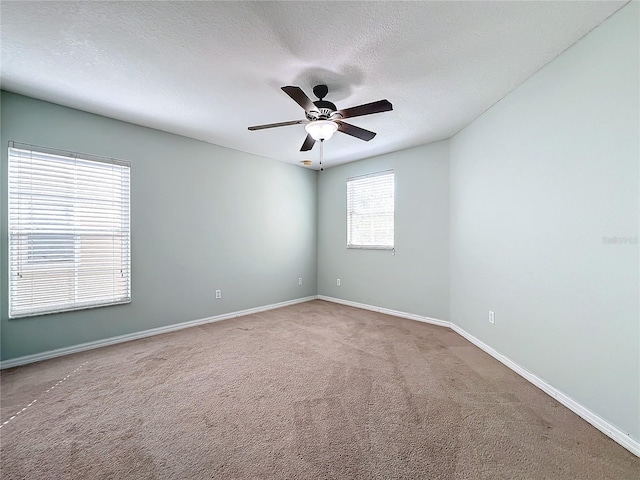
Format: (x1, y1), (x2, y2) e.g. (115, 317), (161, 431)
(308, 100), (341, 121)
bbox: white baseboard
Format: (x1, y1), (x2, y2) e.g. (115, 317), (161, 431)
(0, 296), (318, 370)
(319, 295), (640, 457)
(3, 293), (638, 456)
(449, 323), (640, 457)
(317, 295), (450, 328)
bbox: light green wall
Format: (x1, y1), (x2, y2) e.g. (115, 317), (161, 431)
(449, 2), (639, 440)
(315, 1), (638, 443)
(1, 0), (637, 447)
(317, 141), (450, 320)
(0, 91), (318, 361)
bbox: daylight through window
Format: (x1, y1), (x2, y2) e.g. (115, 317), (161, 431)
(347, 170), (395, 249)
(8, 143), (131, 318)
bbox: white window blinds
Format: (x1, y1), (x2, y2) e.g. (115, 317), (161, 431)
(347, 170), (394, 249)
(8, 143), (131, 318)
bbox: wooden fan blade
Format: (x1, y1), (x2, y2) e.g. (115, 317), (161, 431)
(300, 134), (316, 151)
(282, 86), (318, 113)
(338, 99), (392, 119)
(336, 121), (376, 141)
(248, 120), (305, 131)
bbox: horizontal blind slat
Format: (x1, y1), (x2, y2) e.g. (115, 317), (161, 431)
(8, 146), (131, 318)
(347, 171), (394, 248)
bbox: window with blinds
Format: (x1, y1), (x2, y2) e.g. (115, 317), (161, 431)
(346, 170), (394, 249)
(8, 143), (131, 318)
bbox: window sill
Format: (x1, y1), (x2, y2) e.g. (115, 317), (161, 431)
(347, 245), (394, 250)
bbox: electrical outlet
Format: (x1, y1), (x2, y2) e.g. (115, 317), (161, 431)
(298, 277), (303, 286)
(337, 279), (341, 287)
(489, 311), (495, 324)
(216, 289), (222, 299)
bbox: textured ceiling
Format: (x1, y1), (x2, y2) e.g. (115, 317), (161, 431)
(0, 1), (627, 168)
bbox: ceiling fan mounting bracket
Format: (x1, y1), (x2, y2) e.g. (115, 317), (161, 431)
(312, 84), (329, 100)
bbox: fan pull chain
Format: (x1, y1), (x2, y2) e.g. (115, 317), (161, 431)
(320, 139), (324, 171)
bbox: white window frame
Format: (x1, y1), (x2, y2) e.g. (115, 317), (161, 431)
(8, 142), (131, 318)
(346, 169), (395, 250)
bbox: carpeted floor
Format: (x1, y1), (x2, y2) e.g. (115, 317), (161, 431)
(1, 300), (638, 479)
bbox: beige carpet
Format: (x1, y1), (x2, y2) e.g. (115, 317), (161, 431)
(1, 300), (638, 479)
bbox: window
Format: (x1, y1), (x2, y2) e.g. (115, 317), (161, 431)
(347, 170), (394, 249)
(8, 143), (131, 318)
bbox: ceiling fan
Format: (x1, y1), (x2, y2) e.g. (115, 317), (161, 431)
(248, 85), (393, 152)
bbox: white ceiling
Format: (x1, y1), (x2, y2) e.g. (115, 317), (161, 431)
(0, 1), (627, 168)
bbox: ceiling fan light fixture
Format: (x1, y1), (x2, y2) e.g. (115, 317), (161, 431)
(305, 120), (338, 141)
